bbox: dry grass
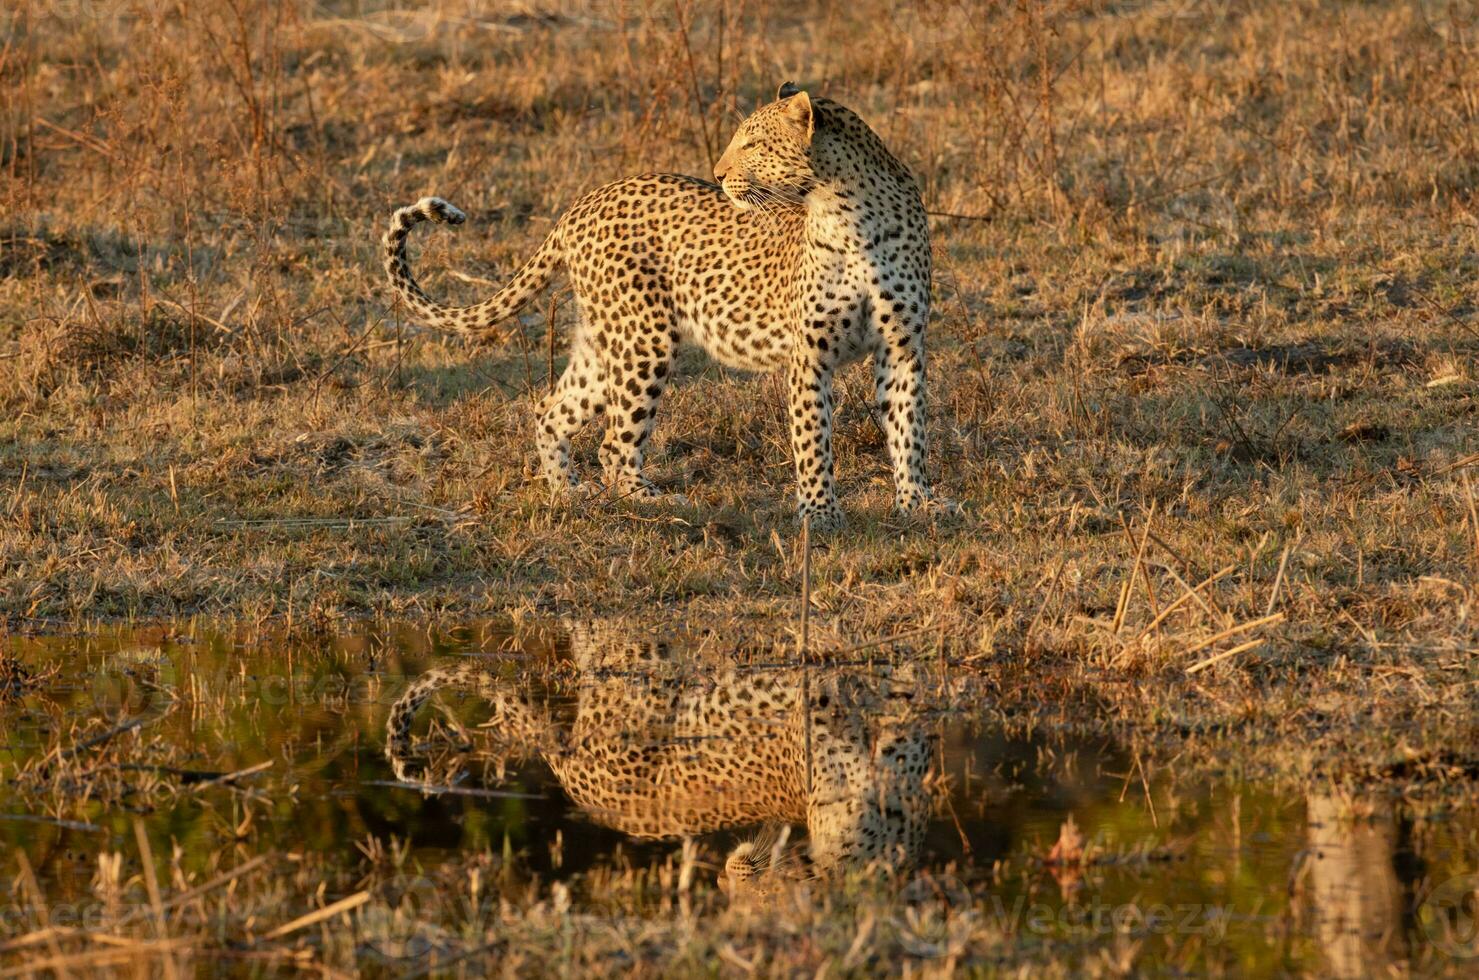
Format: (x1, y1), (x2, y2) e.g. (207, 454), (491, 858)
(1, 0), (1477, 852)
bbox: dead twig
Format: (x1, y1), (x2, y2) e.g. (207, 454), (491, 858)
(1180, 613), (1285, 662)
(1186, 637), (1267, 675)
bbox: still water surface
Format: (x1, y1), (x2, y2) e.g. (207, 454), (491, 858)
(2, 622), (1475, 974)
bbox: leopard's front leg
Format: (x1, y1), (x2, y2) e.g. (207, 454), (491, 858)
(872, 334), (928, 513)
(872, 303), (948, 517)
(787, 341), (845, 533)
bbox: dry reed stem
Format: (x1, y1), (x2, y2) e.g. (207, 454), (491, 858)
(1186, 637), (1267, 676)
(1180, 613), (1286, 662)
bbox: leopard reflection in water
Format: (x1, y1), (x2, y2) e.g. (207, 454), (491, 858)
(385, 624), (936, 886)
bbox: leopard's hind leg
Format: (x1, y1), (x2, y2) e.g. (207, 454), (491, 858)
(594, 305), (676, 498)
(537, 327), (606, 493)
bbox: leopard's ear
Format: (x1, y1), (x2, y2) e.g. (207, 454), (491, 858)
(776, 81), (802, 100)
(777, 86), (814, 140)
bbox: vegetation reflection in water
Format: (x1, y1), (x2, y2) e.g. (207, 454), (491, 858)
(1, 622), (1476, 975)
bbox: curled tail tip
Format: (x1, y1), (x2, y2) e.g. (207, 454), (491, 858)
(415, 196), (466, 225)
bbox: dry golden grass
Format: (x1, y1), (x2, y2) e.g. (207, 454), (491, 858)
(2, 0), (1477, 796)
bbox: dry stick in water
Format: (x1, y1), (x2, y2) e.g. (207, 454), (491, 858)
(678, 836), (698, 901)
(0, 894), (211, 965)
(134, 818), (180, 980)
(1135, 753), (1158, 828)
(10, 851), (65, 969)
(399, 941), (507, 980)
(112, 854), (273, 929)
(61, 698), (178, 760)
(192, 759), (273, 790)
(0, 941), (198, 978)
(261, 891), (370, 941)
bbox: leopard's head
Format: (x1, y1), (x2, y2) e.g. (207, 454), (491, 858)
(713, 82), (817, 212)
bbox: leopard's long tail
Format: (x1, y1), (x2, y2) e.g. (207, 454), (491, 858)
(385, 663), (558, 786)
(384, 665), (470, 783)
(382, 196), (562, 340)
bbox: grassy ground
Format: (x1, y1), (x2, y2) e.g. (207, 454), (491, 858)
(3, 0), (1478, 822)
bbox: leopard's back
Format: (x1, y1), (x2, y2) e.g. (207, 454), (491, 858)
(384, 632), (934, 875)
(382, 86), (946, 526)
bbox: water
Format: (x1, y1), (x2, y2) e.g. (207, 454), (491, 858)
(2, 622), (1476, 974)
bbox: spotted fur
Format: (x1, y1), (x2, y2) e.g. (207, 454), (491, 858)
(383, 84), (948, 530)
(385, 625), (934, 876)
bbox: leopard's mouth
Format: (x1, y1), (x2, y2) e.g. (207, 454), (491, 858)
(720, 174), (808, 214)
(719, 176), (754, 210)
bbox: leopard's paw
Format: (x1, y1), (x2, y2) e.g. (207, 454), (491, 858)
(922, 495), (963, 517)
(894, 489), (962, 520)
(797, 501), (846, 535)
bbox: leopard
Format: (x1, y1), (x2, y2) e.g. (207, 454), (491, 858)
(384, 623), (935, 880)
(383, 83), (948, 532)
